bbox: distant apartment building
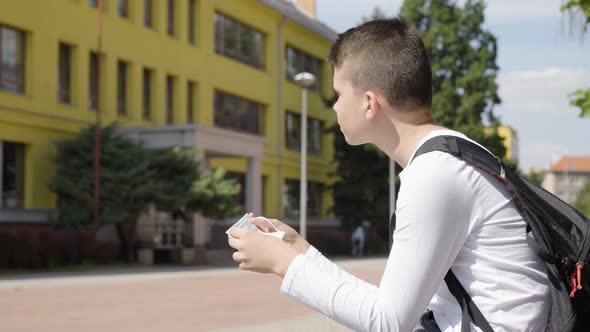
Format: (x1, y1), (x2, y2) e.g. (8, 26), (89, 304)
(542, 156), (590, 204)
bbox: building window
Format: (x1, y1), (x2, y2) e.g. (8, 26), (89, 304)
(284, 179), (323, 218)
(90, 0), (98, 8)
(285, 112), (323, 154)
(1, 141), (25, 209)
(144, 0), (153, 28)
(117, 60), (128, 116)
(118, 0), (129, 18)
(214, 13), (265, 69)
(167, 0), (175, 36)
(0, 25), (26, 94)
(88, 52), (100, 110)
(57, 43), (72, 104)
(309, 119), (322, 154)
(187, 80), (196, 123)
(188, 0), (196, 44)
(286, 46), (322, 92)
(142, 68), (153, 120)
(166, 75), (175, 124)
(214, 90), (264, 135)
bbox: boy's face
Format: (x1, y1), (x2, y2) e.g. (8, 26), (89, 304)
(332, 67), (372, 146)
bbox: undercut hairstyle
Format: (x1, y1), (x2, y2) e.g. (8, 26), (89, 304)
(328, 18), (432, 112)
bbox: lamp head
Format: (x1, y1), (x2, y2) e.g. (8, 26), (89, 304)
(294, 72), (317, 88)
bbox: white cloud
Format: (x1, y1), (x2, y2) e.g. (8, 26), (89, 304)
(483, 0), (561, 21)
(523, 143), (570, 169)
(497, 67), (590, 114)
(526, 143), (568, 154)
(526, 143), (569, 160)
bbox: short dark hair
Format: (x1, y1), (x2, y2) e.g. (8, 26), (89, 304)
(328, 18), (432, 112)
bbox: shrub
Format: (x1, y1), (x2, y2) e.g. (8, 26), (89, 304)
(0, 227), (119, 269)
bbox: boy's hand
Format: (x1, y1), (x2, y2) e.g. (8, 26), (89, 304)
(228, 227), (298, 277)
(249, 214), (311, 254)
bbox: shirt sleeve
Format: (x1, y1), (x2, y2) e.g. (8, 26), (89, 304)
(280, 153), (476, 332)
(300, 245), (367, 284)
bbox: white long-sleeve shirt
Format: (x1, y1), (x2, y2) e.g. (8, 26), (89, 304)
(280, 130), (550, 332)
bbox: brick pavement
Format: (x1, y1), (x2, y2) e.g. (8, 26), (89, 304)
(0, 256), (386, 332)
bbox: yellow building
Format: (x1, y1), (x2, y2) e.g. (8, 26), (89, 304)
(485, 125), (519, 161)
(497, 126), (519, 161)
(0, 0), (338, 222)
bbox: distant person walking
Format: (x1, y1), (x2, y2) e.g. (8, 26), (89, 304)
(351, 225), (365, 256)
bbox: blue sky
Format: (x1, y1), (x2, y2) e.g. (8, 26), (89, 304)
(313, 0), (590, 171)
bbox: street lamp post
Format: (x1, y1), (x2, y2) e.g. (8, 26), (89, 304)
(293, 72), (316, 240)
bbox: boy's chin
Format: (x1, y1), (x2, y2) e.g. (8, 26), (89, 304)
(343, 134), (366, 146)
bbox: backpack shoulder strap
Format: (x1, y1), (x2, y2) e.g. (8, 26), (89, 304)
(412, 135), (504, 179)
(445, 270), (495, 332)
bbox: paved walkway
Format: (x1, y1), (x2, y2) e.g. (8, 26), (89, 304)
(1, 256), (386, 332)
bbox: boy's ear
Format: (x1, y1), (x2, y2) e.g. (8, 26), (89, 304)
(365, 91), (380, 120)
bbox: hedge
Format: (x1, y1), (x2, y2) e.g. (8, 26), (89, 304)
(0, 226), (119, 269)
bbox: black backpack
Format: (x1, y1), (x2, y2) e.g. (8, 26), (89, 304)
(390, 135), (590, 332)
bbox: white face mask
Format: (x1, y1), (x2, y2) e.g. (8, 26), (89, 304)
(226, 213), (285, 240)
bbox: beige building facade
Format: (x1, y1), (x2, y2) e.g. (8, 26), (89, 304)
(542, 156), (590, 205)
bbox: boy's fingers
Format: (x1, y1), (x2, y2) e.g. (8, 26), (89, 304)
(229, 227), (247, 239)
(228, 236), (241, 250)
(251, 221), (273, 233)
(232, 251), (243, 263)
(251, 217), (281, 229)
(228, 227), (249, 239)
(250, 220), (275, 233)
(254, 225), (272, 233)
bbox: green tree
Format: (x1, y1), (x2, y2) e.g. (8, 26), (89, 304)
(561, 0), (590, 29)
(561, 0), (590, 117)
(401, 0), (506, 158)
(187, 167), (241, 219)
(53, 124), (154, 230)
(52, 124), (240, 261)
(329, 7), (397, 240)
(575, 181), (590, 218)
(329, 128), (393, 238)
(361, 6), (389, 22)
(524, 171), (545, 187)
(568, 89), (590, 117)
